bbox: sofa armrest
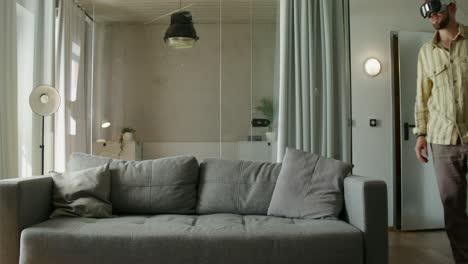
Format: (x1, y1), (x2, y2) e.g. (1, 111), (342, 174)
(343, 175), (388, 264)
(0, 176), (52, 264)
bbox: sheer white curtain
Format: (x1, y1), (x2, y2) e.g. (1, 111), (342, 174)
(33, 0), (57, 174)
(0, 0), (18, 179)
(276, 0), (350, 162)
(55, 0), (91, 172)
(1, 0), (55, 179)
(17, 0), (55, 177)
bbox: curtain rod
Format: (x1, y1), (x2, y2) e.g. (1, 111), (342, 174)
(74, 0), (95, 22)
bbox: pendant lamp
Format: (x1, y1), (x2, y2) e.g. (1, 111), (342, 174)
(164, 3), (199, 49)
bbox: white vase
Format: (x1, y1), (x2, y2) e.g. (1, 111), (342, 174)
(122, 132), (134, 142)
(265, 132), (276, 142)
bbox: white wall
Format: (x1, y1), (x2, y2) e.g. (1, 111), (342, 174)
(350, 0), (468, 226)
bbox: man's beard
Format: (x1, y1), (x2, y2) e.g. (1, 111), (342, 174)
(433, 13), (450, 30)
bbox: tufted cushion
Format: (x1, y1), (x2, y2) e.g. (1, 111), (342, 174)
(20, 214), (363, 264)
(67, 153), (199, 214)
(196, 159), (281, 215)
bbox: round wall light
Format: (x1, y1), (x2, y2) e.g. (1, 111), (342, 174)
(101, 121), (111, 128)
(364, 58), (382, 77)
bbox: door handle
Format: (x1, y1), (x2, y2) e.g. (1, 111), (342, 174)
(404, 122), (416, 141)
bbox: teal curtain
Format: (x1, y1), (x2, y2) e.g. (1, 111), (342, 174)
(0, 0), (18, 179)
(276, 0), (350, 162)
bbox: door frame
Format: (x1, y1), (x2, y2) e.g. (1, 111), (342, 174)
(390, 31), (402, 230)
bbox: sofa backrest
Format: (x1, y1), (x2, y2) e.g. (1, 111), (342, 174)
(68, 153), (199, 214)
(67, 153), (281, 216)
(196, 158), (281, 215)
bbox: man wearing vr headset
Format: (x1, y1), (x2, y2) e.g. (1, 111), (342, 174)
(415, 0), (468, 263)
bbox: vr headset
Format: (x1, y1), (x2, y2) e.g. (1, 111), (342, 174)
(420, 0), (454, 18)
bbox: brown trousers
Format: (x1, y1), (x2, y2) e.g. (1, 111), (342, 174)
(431, 141), (468, 264)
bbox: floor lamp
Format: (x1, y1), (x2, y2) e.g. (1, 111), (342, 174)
(29, 85), (61, 175)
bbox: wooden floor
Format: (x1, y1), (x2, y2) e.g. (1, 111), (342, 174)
(390, 230), (454, 264)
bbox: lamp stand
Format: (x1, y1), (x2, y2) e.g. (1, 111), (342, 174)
(39, 116), (45, 175)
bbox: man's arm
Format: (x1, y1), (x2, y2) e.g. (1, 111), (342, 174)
(413, 48), (432, 136)
(413, 48), (432, 163)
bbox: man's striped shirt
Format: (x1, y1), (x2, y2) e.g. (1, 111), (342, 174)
(414, 24), (468, 145)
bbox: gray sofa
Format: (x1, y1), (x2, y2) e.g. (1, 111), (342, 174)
(0, 154), (388, 264)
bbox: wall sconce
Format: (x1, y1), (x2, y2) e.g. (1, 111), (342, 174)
(101, 121), (111, 128)
(364, 58), (382, 77)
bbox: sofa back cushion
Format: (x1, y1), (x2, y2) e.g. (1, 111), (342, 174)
(68, 153), (111, 171)
(68, 153), (199, 214)
(196, 158), (281, 215)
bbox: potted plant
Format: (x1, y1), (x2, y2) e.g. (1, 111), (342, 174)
(254, 97), (275, 142)
(119, 127), (136, 151)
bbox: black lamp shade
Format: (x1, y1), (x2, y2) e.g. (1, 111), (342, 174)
(164, 11), (199, 48)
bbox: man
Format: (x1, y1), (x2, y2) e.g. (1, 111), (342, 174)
(415, 0), (468, 263)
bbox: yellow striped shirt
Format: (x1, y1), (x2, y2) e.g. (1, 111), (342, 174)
(413, 24), (468, 145)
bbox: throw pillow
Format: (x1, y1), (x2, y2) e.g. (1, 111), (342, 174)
(50, 163), (112, 218)
(268, 148), (353, 219)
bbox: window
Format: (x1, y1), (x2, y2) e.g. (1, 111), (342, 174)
(16, 2), (35, 178)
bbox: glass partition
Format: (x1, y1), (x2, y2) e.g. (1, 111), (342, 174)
(84, 0), (279, 162)
(220, 0), (278, 161)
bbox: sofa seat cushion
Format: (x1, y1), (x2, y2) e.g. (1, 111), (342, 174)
(20, 214), (363, 264)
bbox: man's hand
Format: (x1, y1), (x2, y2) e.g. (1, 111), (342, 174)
(415, 136), (429, 163)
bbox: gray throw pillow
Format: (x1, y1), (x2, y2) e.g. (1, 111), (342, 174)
(50, 163), (112, 218)
(268, 148), (353, 219)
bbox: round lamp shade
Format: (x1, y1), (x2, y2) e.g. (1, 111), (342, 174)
(29, 85), (61, 116)
(364, 58), (382, 76)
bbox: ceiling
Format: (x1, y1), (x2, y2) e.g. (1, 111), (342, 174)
(76, 0), (278, 24)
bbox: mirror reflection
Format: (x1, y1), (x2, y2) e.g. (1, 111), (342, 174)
(81, 0), (280, 162)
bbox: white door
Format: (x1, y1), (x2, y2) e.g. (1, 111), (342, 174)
(397, 31), (445, 230)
